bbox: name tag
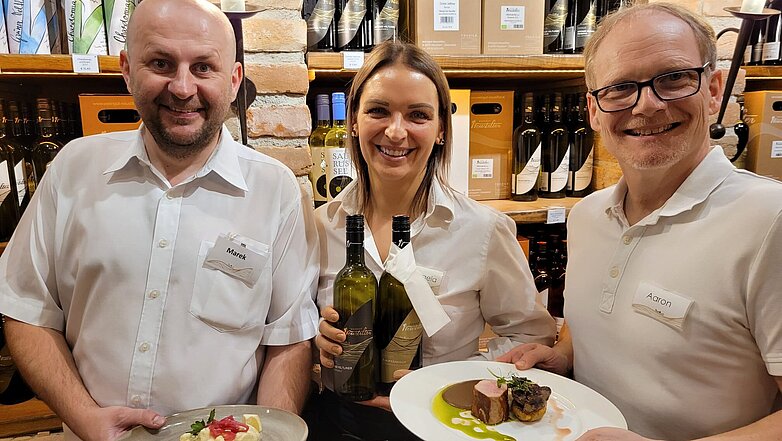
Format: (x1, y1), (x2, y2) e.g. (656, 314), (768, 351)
(204, 233), (268, 287)
(632, 282), (694, 330)
(417, 266), (444, 294)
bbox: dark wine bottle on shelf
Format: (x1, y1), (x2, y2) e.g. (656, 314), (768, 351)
(32, 99), (65, 181)
(6, 101), (36, 210)
(333, 214), (378, 402)
(337, 0), (373, 51)
(373, 0), (401, 45)
(765, 0), (782, 65)
(530, 240), (552, 311)
(567, 94), (593, 197)
(1, 100), (22, 242)
(547, 235), (566, 320)
(563, 0), (577, 54)
(575, 0), (597, 53)
(544, 0), (568, 54)
(376, 215), (422, 396)
(0, 315), (36, 405)
(540, 93), (569, 199)
(303, 0), (337, 51)
(511, 93), (541, 201)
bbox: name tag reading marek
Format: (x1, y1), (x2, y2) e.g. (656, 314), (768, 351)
(204, 234), (266, 287)
(632, 282), (694, 331)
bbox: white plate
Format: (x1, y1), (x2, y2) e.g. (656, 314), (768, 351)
(390, 360), (626, 441)
(117, 405), (307, 441)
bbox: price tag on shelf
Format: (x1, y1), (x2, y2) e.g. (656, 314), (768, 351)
(72, 54), (100, 73)
(546, 207), (566, 224)
(342, 51), (365, 70)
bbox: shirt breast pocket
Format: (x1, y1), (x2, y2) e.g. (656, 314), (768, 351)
(190, 239), (271, 332)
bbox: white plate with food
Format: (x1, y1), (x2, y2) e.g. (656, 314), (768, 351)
(117, 405), (307, 441)
(390, 360), (626, 441)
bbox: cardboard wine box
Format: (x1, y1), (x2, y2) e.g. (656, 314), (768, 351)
(481, 0), (544, 55)
(469, 91), (514, 200)
(413, 0), (481, 55)
(79, 94), (141, 135)
(743, 91), (782, 181)
(449, 89), (470, 196)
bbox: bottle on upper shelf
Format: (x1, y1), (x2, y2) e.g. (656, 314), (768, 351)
(32, 99), (65, 181)
(567, 93), (593, 197)
(511, 93), (542, 202)
(310, 94), (331, 208)
(324, 92), (355, 200)
(304, 0), (338, 52)
(336, 0), (373, 52)
(539, 93), (569, 199)
(544, 0), (569, 54)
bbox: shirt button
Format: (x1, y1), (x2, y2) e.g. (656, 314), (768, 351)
(623, 236), (632, 245)
(609, 267), (619, 278)
(139, 342), (150, 352)
(148, 290), (160, 299)
(158, 239), (168, 248)
(165, 191), (175, 200)
(131, 395), (142, 407)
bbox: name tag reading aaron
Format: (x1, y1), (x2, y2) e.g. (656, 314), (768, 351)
(632, 282), (694, 331)
(204, 234), (266, 287)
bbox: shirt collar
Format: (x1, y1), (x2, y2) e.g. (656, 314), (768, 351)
(325, 178), (456, 230)
(103, 125), (248, 192)
(605, 147), (734, 225)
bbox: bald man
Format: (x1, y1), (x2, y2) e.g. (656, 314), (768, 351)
(0, 0), (320, 439)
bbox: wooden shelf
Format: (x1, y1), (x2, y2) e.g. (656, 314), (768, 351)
(0, 399), (61, 438)
(307, 52), (585, 81)
(480, 197), (581, 224)
(744, 65), (782, 80)
(0, 55), (121, 77)
(0, 242), (6, 256)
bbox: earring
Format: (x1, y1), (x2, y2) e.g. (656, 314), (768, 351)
(435, 137), (444, 145)
(351, 130), (358, 137)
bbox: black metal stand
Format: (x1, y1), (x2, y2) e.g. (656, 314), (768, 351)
(710, 7), (781, 140)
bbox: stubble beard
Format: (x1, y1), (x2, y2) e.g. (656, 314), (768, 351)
(145, 101), (230, 160)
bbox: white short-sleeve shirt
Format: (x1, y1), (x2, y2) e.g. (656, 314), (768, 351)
(0, 126), (319, 418)
(565, 148), (782, 439)
(315, 180), (556, 364)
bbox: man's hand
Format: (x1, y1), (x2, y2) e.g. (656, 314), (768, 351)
(77, 406), (165, 441)
(496, 343), (570, 375)
(315, 306), (344, 368)
(576, 428), (656, 441)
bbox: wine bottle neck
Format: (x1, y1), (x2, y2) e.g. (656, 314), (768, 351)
(345, 231), (365, 264)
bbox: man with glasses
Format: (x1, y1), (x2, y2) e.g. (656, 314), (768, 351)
(498, 3), (782, 440)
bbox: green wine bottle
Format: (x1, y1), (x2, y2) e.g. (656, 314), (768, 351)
(333, 214), (377, 401)
(376, 215), (423, 396)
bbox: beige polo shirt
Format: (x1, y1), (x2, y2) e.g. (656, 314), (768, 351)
(565, 148), (782, 440)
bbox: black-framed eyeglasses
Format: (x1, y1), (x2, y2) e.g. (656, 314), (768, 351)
(589, 62), (711, 113)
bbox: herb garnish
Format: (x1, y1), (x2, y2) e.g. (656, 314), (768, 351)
(489, 370), (536, 394)
(188, 408), (216, 435)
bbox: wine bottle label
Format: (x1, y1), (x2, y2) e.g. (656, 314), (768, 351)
(105, 0), (136, 55)
(538, 171), (550, 192)
(563, 26), (575, 50)
(334, 300), (374, 390)
(373, 0), (399, 43)
(14, 160), (26, 206)
(310, 146), (328, 203)
(537, 287), (549, 309)
(764, 41), (781, 61)
(337, 0), (366, 48)
(500, 6), (525, 30)
(0, 6), (9, 53)
(381, 310), (423, 382)
(307, 0), (335, 47)
(550, 147), (570, 193)
(0, 161), (10, 204)
(575, 2), (596, 48)
(513, 143), (541, 195)
(572, 148), (593, 191)
(543, 0), (567, 46)
(434, 0), (459, 32)
(72, 0), (109, 55)
(326, 147), (356, 199)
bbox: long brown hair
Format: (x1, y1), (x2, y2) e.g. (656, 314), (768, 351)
(346, 40), (453, 217)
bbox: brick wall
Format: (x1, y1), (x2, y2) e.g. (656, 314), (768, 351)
(224, 0), (314, 194)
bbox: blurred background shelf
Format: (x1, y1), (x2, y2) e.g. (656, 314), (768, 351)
(0, 399), (61, 439)
(480, 198), (580, 223)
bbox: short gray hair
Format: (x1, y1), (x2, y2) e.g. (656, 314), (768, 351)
(583, 2), (717, 89)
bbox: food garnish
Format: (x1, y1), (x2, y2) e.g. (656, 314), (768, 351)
(188, 408), (216, 436)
